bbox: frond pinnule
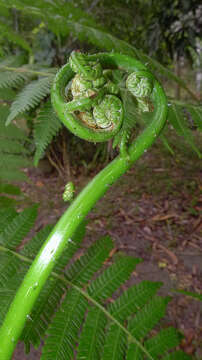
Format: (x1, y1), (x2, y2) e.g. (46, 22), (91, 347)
(162, 350), (191, 359)
(33, 101), (62, 166)
(6, 77), (52, 125)
(77, 307), (106, 360)
(87, 255), (141, 302)
(128, 296), (171, 339)
(0, 207), (17, 233)
(184, 103), (202, 131)
(108, 281), (162, 321)
(65, 236), (114, 286)
(0, 22), (31, 53)
(142, 327), (181, 358)
(0, 104), (31, 182)
(41, 289), (88, 360)
(0, 204), (38, 249)
(168, 102), (201, 158)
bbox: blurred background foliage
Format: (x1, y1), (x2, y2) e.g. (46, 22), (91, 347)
(0, 0), (201, 182)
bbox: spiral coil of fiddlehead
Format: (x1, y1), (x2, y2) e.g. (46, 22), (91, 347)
(51, 51), (158, 151)
(126, 72), (154, 112)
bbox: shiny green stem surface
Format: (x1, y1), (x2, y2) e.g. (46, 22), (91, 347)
(0, 53), (167, 360)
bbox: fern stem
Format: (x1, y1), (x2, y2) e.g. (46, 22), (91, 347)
(0, 53), (167, 360)
(2, 66), (55, 77)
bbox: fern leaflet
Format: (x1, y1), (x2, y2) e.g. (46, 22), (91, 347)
(6, 76), (52, 125)
(33, 101), (62, 166)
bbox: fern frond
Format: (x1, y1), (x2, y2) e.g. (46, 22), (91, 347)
(6, 77), (52, 125)
(162, 350), (191, 360)
(77, 307), (106, 360)
(174, 289), (202, 301)
(0, 103), (32, 181)
(33, 101), (62, 166)
(143, 327), (181, 358)
(0, 67), (33, 89)
(184, 103), (202, 131)
(0, 196), (18, 208)
(87, 256), (141, 302)
(0, 139), (28, 154)
(0, 54), (25, 68)
(0, 169), (28, 182)
(0, 154), (30, 169)
(0, 206), (190, 359)
(102, 324), (126, 360)
(0, 207), (17, 232)
(0, 21), (31, 53)
(128, 296), (170, 339)
(65, 236), (114, 286)
(167, 103), (202, 158)
(0, 183), (21, 195)
(0, 87), (16, 101)
(0, 204), (38, 249)
(108, 281), (162, 321)
(126, 323), (180, 359)
(0, 250), (22, 288)
(41, 289), (88, 360)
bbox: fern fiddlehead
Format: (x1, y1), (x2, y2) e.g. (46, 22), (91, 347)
(0, 52), (168, 360)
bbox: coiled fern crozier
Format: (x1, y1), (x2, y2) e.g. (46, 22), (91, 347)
(0, 52), (191, 360)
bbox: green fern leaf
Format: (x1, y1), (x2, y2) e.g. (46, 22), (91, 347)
(0, 204), (38, 249)
(0, 54), (25, 68)
(21, 224), (53, 258)
(0, 251), (22, 288)
(0, 87), (16, 101)
(0, 288), (16, 326)
(33, 100), (62, 166)
(0, 196), (18, 208)
(0, 207), (17, 233)
(65, 236), (114, 286)
(0, 154), (30, 169)
(6, 77), (52, 125)
(0, 139), (28, 154)
(162, 350), (191, 359)
(0, 183), (21, 195)
(143, 327), (181, 358)
(128, 296), (170, 339)
(0, 69), (32, 89)
(102, 323), (126, 360)
(168, 103), (201, 158)
(41, 289), (88, 360)
(108, 281), (162, 321)
(0, 169), (28, 182)
(87, 256), (141, 302)
(0, 22), (32, 53)
(175, 289), (202, 301)
(77, 307), (107, 360)
(186, 104), (202, 131)
(21, 277), (65, 350)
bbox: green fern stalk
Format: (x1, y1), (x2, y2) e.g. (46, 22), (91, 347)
(0, 53), (167, 359)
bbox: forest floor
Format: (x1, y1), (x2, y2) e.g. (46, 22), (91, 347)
(14, 137), (202, 359)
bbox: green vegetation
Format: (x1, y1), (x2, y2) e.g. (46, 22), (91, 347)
(0, 0), (201, 359)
